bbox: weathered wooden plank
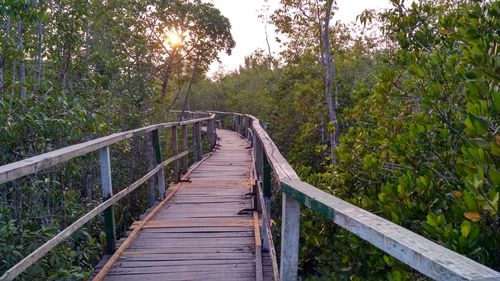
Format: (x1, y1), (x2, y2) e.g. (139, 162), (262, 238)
(104, 271), (255, 281)
(122, 248), (255, 256)
(137, 226), (253, 233)
(135, 231), (254, 239)
(131, 218), (253, 229)
(110, 259), (255, 268)
(108, 264), (255, 275)
(254, 212), (264, 281)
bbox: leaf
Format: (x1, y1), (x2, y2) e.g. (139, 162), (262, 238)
(489, 169), (500, 186)
(464, 212), (481, 222)
(461, 221), (471, 237)
(438, 28), (449, 35)
(492, 90), (500, 113)
(426, 213), (438, 227)
(453, 190), (463, 198)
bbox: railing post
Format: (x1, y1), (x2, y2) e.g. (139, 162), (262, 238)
(280, 192), (300, 281)
(193, 122), (202, 161)
(209, 117), (216, 149)
(172, 125), (179, 183)
(99, 146), (116, 254)
(253, 134), (271, 251)
(207, 118), (214, 149)
(182, 124), (188, 173)
(152, 129), (166, 199)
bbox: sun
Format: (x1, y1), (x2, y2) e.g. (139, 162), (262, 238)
(164, 29), (183, 49)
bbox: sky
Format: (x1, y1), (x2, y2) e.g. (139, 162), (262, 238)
(207, 0), (393, 76)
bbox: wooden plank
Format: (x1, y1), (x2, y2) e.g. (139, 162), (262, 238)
(104, 271), (255, 281)
(131, 218), (253, 229)
(110, 259), (255, 268)
(122, 249), (255, 257)
(281, 179), (500, 281)
(253, 212), (263, 281)
(107, 264), (255, 275)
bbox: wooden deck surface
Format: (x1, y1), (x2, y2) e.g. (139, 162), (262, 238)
(98, 129), (271, 281)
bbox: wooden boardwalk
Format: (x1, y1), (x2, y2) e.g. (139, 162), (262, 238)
(98, 129), (271, 281)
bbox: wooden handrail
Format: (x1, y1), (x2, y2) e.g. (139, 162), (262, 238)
(0, 115), (214, 185)
(205, 110), (500, 281)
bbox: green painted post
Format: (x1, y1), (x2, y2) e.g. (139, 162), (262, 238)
(152, 129), (166, 199)
(263, 155), (272, 198)
(172, 126), (179, 183)
(99, 146), (116, 254)
(182, 124), (188, 173)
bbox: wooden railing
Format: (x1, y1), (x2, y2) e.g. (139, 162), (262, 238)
(209, 111), (500, 281)
(0, 114), (217, 281)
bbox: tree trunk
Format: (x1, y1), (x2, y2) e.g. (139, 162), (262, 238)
(61, 47), (71, 90)
(162, 48), (177, 97)
(17, 16), (26, 100)
(180, 57), (200, 121)
(0, 16), (8, 99)
(0, 60), (3, 99)
(34, 0), (44, 91)
(322, 0), (339, 165)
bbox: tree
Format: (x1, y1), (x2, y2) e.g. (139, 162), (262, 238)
(145, 0), (235, 118)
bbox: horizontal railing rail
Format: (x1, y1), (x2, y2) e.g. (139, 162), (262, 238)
(0, 114), (217, 281)
(208, 110), (500, 281)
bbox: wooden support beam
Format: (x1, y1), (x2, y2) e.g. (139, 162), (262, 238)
(99, 146), (116, 254)
(182, 124), (188, 174)
(254, 135), (263, 181)
(171, 126), (179, 183)
(152, 129), (165, 199)
(280, 193), (300, 281)
(193, 122), (202, 162)
(207, 118), (214, 149)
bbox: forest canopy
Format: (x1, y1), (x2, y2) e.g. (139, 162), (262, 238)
(0, 0), (499, 280)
